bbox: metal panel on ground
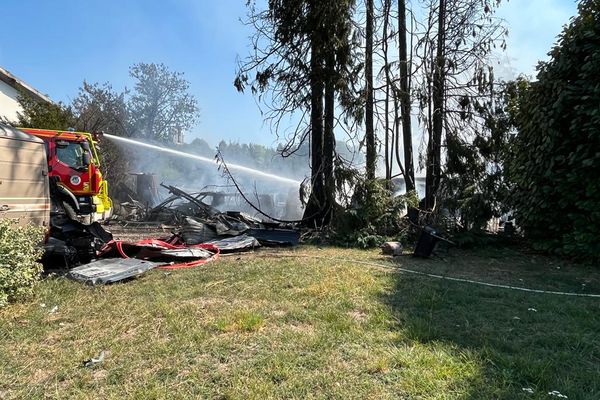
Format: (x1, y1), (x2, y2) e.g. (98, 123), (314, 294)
(68, 258), (158, 285)
(204, 235), (260, 252)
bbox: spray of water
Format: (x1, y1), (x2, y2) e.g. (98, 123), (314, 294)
(104, 134), (301, 186)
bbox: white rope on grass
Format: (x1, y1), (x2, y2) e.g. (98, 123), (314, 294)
(261, 253), (600, 298)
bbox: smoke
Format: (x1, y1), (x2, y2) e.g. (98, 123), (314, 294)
(105, 134), (306, 220)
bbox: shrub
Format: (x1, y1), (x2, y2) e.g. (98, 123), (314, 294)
(334, 178), (419, 248)
(509, 0), (600, 262)
(0, 219), (45, 307)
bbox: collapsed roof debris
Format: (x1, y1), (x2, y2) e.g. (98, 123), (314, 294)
(110, 183), (300, 247)
(67, 183), (300, 284)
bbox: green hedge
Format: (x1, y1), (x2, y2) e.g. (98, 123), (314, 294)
(0, 219), (45, 307)
(510, 0), (600, 262)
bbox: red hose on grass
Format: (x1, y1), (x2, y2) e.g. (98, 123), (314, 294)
(100, 239), (220, 270)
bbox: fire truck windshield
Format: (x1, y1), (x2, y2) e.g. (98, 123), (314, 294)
(56, 142), (89, 171)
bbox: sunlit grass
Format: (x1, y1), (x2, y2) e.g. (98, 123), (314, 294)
(0, 246), (598, 399)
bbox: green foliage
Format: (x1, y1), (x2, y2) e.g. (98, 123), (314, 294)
(354, 179), (415, 228)
(0, 220), (44, 307)
(72, 82), (132, 188)
(508, 0), (600, 262)
(440, 80), (522, 232)
(13, 92), (75, 129)
(128, 63), (199, 142)
(339, 230), (387, 249)
(335, 178), (419, 248)
(14, 65), (200, 190)
(72, 81), (129, 136)
(415, 0), (506, 209)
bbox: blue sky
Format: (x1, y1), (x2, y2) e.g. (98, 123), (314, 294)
(0, 0), (578, 147)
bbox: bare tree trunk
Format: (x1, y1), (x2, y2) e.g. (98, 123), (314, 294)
(398, 0), (416, 193)
(383, 0), (392, 182)
(303, 4), (326, 224)
(393, 94), (406, 181)
(365, 0), (376, 181)
(393, 96), (400, 177)
(426, 0), (445, 211)
(323, 51), (336, 222)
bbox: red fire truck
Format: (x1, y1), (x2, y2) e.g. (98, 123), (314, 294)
(18, 128), (113, 225)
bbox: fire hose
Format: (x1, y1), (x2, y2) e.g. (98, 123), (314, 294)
(100, 239), (220, 269)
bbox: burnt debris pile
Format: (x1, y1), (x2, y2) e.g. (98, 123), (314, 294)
(66, 183), (300, 285)
(109, 183), (300, 251)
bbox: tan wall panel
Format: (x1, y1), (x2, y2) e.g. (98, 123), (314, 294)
(0, 136), (50, 226)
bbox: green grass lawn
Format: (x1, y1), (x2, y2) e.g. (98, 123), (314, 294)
(1, 246), (599, 399)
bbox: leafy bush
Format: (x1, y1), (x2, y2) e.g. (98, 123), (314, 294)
(508, 0), (600, 262)
(0, 220), (45, 307)
(334, 178), (419, 248)
(338, 230), (387, 249)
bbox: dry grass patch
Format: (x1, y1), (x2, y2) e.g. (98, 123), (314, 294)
(0, 246), (598, 399)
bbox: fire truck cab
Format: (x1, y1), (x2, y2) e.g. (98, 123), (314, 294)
(18, 128), (112, 225)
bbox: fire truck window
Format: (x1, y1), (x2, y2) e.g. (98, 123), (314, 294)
(56, 142), (87, 170)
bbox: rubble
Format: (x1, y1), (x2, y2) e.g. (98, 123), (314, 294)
(110, 183), (300, 249)
(67, 183), (300, 282)
(203, 235), (261, 252)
